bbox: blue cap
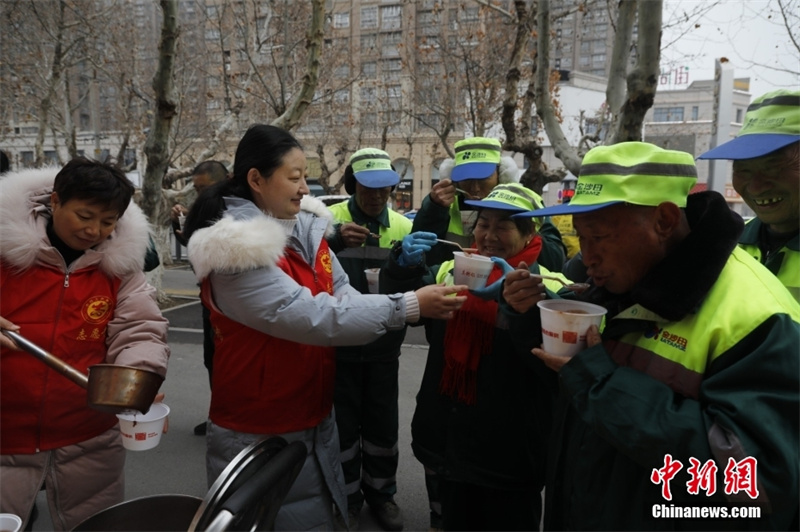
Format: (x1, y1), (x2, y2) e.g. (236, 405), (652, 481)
(698, 89), (800, 160)
(450, 137), (502, 182)
(350, 148), (400, 188)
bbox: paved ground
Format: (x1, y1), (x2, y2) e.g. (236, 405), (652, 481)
(32, 264), (433, 531)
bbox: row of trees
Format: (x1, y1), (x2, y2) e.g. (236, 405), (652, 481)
(3, 0), (797, 287)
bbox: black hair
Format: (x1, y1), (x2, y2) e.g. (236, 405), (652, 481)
(0, 150), (9, 174)
(343, 161), (398, 195)
(192, 160), (229, 183)
(343, 164), (356, 195)
(183, 125), (303, 240)
(53, 157), (134, 216)
(473, 208), (536, 237)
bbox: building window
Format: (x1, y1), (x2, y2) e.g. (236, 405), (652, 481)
(462, 6), (479, 21)
(361, 34), (377, 52)
(362, 61), (377, 78)
(691, 106), (699, 121)
(381, 31), (402, 57)
(381, 5), (402, 30)
(334, 64), (350, 78)
(381, 58), (402, 79)
(653, 107), (685, 122)
(333, 12), (350, 28)
(360, 87), (377, 106)
(205, 29), (220, 41)
(386, 84), (402, 108)
(334, 89), (350, 104)
(735, 108), (743, 123)
(361, 6), (378, 29)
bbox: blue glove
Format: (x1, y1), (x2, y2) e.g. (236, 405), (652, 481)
(469, 256), (514, 300)
(398, 231), (438, 267)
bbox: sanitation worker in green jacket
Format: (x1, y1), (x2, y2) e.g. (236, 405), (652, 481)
(412, 137), (567, 272)
(699, 88), (799, 304)
(326, 148), (411, 532)
(502, 142), (800, 530)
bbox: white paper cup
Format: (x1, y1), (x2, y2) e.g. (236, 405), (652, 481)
(0, 514), (22, 532)
(117, 403), (170, 451)
(537, 299), (607, 357)
(452, 252), (494, 289)
(364, 268), (380, 294)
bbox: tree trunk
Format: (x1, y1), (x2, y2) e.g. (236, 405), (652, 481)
(271, 0), (324, 131)
(605, 0), (637, 137)
(34, 0), (67, 167)
(141, 0), (179, 303)
(535, 0), (582, 176)
(611, 0), (663, 143)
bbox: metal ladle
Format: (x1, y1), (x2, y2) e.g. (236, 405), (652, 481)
(2, 329), (163, 414)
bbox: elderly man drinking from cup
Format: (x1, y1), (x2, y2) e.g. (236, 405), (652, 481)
(501, 141), (799, 530)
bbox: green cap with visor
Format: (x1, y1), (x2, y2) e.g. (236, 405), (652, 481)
(451, 137), (502, 181)
(514, 142), (697, 217)
(350, 148), (400, 188)
(465, 183), (546, 230)
(698, 89), (800, 160)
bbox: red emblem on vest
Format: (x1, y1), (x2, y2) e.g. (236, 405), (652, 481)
(82, 296), (113, 324)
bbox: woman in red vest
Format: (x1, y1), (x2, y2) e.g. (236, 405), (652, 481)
(0, 159), (169, 531)
(183, 124), (466, 530)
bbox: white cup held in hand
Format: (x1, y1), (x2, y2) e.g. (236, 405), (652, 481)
(452, 252), (494, 290)
(537, 299), (607, 357)
(364, 268), (380, 294)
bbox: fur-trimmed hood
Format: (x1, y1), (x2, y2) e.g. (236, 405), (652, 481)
(0, 167), (151, 277)
(438, 155), (520, 184)
(188, 194), (334, 281)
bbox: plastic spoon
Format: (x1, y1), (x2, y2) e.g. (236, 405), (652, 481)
(539, 274), (591, 293)
(436, 239), (478, 255)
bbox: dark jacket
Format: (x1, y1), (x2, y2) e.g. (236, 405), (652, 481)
(326, 197), (412, 362)
(383, 250), (558, 491)
(507, 192), (800, 530)
(412, 193), (567, 271)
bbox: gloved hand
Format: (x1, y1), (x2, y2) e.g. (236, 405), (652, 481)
(469, 256), (514, 300)
(398, 232), (438, 267)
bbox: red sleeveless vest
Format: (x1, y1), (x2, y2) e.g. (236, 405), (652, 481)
(202, 241), (337, 434)
(1, 262), (120, 453)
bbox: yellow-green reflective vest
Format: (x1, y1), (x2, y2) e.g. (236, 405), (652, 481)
(738, 242), (800, 305)
(610, 246), (800, 399)
(328, 201), (412, 261)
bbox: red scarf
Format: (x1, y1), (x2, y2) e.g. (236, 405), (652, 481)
(440, 235), (543, 405)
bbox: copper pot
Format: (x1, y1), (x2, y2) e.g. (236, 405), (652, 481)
(2, 329), (163, 414)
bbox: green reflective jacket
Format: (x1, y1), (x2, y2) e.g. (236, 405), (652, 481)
(737, 217), (800, 304)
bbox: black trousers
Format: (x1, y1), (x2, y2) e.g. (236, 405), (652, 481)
(334, 358), (400, 510)
(439, 478), (542, 531)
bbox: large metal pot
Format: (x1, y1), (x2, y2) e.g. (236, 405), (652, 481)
(72, 494), (203, 531)
(1, 329), (163, 414)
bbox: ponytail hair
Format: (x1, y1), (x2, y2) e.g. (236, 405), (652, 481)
(184, 124), (302, 240)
